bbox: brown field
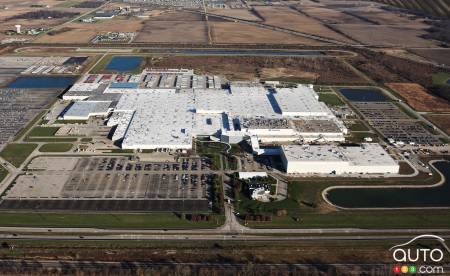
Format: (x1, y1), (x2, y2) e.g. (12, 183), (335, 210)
(145, 10), (205, 21)
(424, 115), (450, 136)
(208, 8), (262, 21)
(253, 6), (353, 43)
(410, 49), (450, 67)
(144, 56), (368, 84)
(35, 20), (145, 43)
(210, 21), (324, 45)
(301, 6), (369, 24)
(135, 20), (208, 43)
(335, 24), (434, 47)
(386, 83), (450, 112)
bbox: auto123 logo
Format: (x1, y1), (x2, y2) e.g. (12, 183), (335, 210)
(390, 234), (450, 274)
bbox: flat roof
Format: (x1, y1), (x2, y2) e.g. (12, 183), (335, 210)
(63, 101), (112, 119)
(282, 143), (397, 167)
(273, 87), (331, 117)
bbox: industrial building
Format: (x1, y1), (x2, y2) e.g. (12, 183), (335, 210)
(60, 68), (398, 174)
(62, 68), (348, 151)
(280, 143), (399, 175)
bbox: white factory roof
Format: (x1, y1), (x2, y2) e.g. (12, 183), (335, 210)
(281, 143), (396, 166)
(63, 101), (112, 119)
(195, 88), (279, 118)
(342, 143), (398, 167)
(282, 144), (347, 162)
(273, 87), (332, 117)
(117, 90), (196, 149)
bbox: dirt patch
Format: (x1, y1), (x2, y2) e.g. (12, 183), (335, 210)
(144, 56), (367, 84)
(425, 115), (450, 136)
(135, 20), (208, 43)
(386, 83), (450, 112)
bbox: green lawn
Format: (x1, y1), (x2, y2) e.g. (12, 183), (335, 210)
(89, 54), (113, 73)
(0, 143), (38, 167)
(318, 93), (344, 106)
(25, 137), (78, 142)
(39, 143), (73, 153)
(245, 211), (450, 229)
(0, 165), (8, 183)
(28, 127), (60, 137)
(0, 212), (224, 229)
(80, 138), (93, 142)
(349, 121), (369, 131)
(432, 72), (450, 86)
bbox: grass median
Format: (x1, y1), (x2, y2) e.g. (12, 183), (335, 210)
(39, 143), (73, 153)
(0, 212), (224, 229)
(0, 165), (8, 183)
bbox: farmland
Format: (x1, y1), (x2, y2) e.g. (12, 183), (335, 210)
(369, 0), (450, 18)
(386, 83), (450, 112)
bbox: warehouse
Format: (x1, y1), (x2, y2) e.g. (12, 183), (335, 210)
(280, 143), (399, 175)
(62, 101), (113, 120)
(61, 69), (348, 150)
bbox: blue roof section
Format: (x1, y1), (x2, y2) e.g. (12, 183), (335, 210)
(109, 82), (139, 89)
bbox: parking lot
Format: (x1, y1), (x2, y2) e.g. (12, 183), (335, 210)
(0, 89), (61, 145)
(352, 102), (442, 145)
(1, 157), (215, 211)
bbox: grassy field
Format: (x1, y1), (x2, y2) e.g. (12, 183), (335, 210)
(349, 121), (370, 131)
(28, 127), (60, 137)
(0, 165), (8, 183)
(245, 211), (450, 229)
(13, 110), (47, 141)
(39, 143), (73, 153)
(25, 137), (78, 142)
(433, 72), (450, 85)
(0, 143), (38, 168)
(318, 93), (344, 106)
(89, 54), (113, 74)
(80, 138), (93, 142)
(0, 212), (224, 229)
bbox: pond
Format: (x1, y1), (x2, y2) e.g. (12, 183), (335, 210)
(339, 88), (386, 102)
(325, 160), (450, 208)
(7, 76), (77, 89)
(105, 56), (143, 72)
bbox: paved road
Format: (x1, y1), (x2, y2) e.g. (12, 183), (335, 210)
(2, 232), (450, 241)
